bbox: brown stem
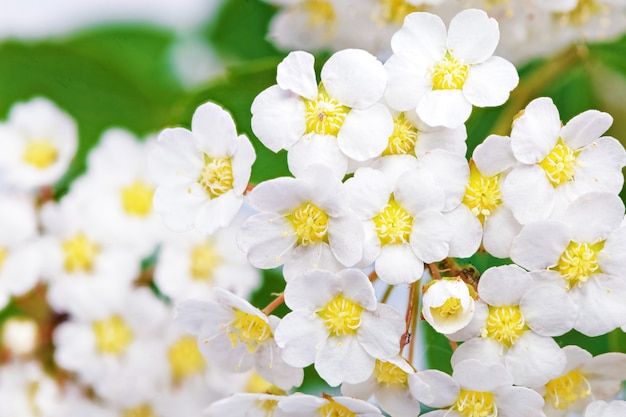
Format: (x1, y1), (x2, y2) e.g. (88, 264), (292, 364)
(408, 282), (421, 365)
(400, 282), (417, 351)
(244, 183), (255, 195)
(368, 270), (378, 282)
(427, 263), (441, 281)
(380, 284), (394, 304)
(261, 293), (285, 315)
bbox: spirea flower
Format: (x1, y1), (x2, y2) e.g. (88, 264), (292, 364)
(510, 192), (626, 336)
(537, 346), (626, 417)
(175, 288), (303, 391)
(0, 97), (77, 190)
(148, 101), (256, 234)
(384, 9), (519, 128)
(448, 264), (577, 387)
(410, 359), (545, 417)
(585, 400), (626, 417)
(279, 393), (384, 417)
(251, 49), (393, 178)
(421, 277), (476, 335)
(238, 164), (363, 280)
(274, 268), (404, 386)
(502, 97), (626, 224)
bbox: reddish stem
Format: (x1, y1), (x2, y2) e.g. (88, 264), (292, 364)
(427, 263), (441, 280)
(244, 183), (255, 195)
(400, 282), (417, 351)
(261, 293), (285, 315)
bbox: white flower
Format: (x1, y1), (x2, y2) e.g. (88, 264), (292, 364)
(148, 101), (256, 234)
(422, 277), (475, 335)
(0, 193), (42, 309)
(0, 361), (62, 417)
(39, 193), (141, 318)
(384, 9), (518, 128)
(154, 211), (260, 303)
(70, 128), (167, 258)
(1, 317), (39, 357)
(53, 288), (171, 404)
(537, 346), (626, 417)
(502, 97), (626, 224)
(251, 49), (393, 178)
(341, 356), (420, 417)
(448, 264), (577, 388)
(205, 393), (290, 417)
(238, 164), (364, 280)
(0, 97), (77, 190)
(175, 288), (304, 391)
(344, 166), (453, 284)
(279, 393), (384, 417)
(410, 359), (545, 417)
(585, 400), (626, 417)
(274, 268), (404, 386)
(510, 192), (626, 336)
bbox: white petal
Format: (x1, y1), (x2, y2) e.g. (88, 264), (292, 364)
(452, 358), (513, 391)
(391, 12), (447, 63)
(358, 304), (404, 359)
(338, 269), (378, 310)
(375, 244), (424, 285)
(451, 338), (504, 369)
(417, 90), (472, 129)
(570, 274), (626, 336)
(329, 215), (365, 267)
(501, 165), (555, 224)
(482, 206), (521, 259)
(191, 102), (238, 156)
(284, 269), (341, 312)
(276, 51), (318, 99)
(510, 220), (569, 270)
(274, 311), (328, 367)
(316, 336), (374, 386)
(562, 192), (624, 242)
(344, 167), (391, 218)
(496, 386), (546, 417)
(231, 134), (256, 194)
(409, 370), (459, 408)
(322, 49), (387, 109)
(510, 97), (560, 164)
(505, 332), (565, 387)
(445, 205), (482, 258)
(250, 85), (305, 152)
(288, 134), (348, 180)
(463, 56), (518, 107)
(415, 149), (469, 211)
(238, 213), (296, 268)
(338, 104), (394, 161)
(447, 9), (499, 64)
(473, 134), (516, 176)
(478, 264), (532, 306)
(521, 284), (577, 336)
(394, 168), (446, 213)
(246, 176), (306, 213)
(410, 211), (452, 263)
(384, 55), (429, 112)
(561, 109), (612, 149)
(601, 226), (626, 275)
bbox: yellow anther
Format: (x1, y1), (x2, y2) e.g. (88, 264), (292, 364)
(545, 370), (591, 409)
(463, 161), (502, 224)
(226, 310), (272, 353)
(61, 232), (100, 273)
(374, 360), (409, 386)
(373, 197), (413, 245)
(189, 242), (221, 280)
(121, 179), (154, 217)
(452, 390), (498, 417)
(539, 138), (578, 187)
(318, 295), (363, 337)
(92, 315), (133, 355)
(555, 241), (604, 290)
(432, 53), (469, 90)
(303, 84), (350, 136)
(168, 336), (205, 381)
(198, 155), (234, 198)
(383, 113), (418, 156)
(484, 305), (527, 347)
(22, 140), (58, 169)
(287, 202), (329, 246)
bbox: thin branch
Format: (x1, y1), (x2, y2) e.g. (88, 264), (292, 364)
(261, 293), (284, 315)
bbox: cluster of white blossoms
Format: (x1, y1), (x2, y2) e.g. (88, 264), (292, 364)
(0, 98), (264, 416)
(263, 0), (626, 63)
(163, 7), (626, 417)
(2, 5), (626, 417)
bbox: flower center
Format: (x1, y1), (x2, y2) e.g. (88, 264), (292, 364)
(0, 247), (7, 270)
(92, 315), (133, 355)
(255, 398), (281, 415)
(555, 241), (604, 290)
(189, 241), (221, 280)
(61, 232), (100, 273)
(452, 390), (498, 417)
(383, 113), (418, 156)
(302, 0), (336, 26)
(463, 162), (502, 224)
(432, 53), (469, 90)
(554, 0), (604, 26)
(198, 154), (234, 198)
(287, 202), (329, 246)
(544, 370), (591, 410)
(122, 404), (157, 417)
(539, 138), (578, 187)
(374, 360), (409, 386)
(318, 295), (363, 337)
(378, 0), (423, 25)
(432, 297), (463, 318)
(168, 336), (206, 382)
(22, 140), (58, 169)
(225, 310), (272, 353)
(483, 305), (527, 347)
(303, 84), (350, 136)
(373, 197), (413, 245)
(318, 400), (356, 417)
(121, 179), (154, 217)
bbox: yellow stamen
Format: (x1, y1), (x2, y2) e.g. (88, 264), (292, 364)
(198, 155), (234, 198)
(373, 197), (413, 245)
(452, 390), (498, 417)
(554, 241), (604, 290)
(539, 138), (578, 187)
(122, 404), (157, 417)
(22, 140), (58, 169)
(378, 0), (423, 25)
(286, 202), (329, 246)
(189, 242), (221, 280)
(483, 305), (527, 347)
(121, 179), (154, 217)
(168, 336), (205, 382)
(383, 113), (418, 156)
(463, 161), (502, 224)
(432, 53), (469, 90)
(61, 232), (100, 273)
(544, 370), (591, 410)
(374, 360), (409, 386)
(318, 400), (357, 417)
(303, 84), (350, 136)
(318, 295), (363, 337)
(92, 315), (133, 355)
(225, 310), (272, 353)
